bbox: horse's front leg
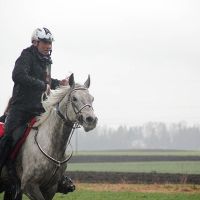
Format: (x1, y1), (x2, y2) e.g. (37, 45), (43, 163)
(23, 184), (45, 200)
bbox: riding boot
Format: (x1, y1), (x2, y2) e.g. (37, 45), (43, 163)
(0, 135), (12, 175)
(57, 175), (76, 194)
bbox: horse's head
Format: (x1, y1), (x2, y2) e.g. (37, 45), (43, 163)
(64, 74), (98, 132)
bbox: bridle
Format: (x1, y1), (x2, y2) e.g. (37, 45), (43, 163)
(56, 87), (93, 127)
(34, 87), (93, 167)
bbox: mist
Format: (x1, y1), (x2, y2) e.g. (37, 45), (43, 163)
(72, 122), (200, 151)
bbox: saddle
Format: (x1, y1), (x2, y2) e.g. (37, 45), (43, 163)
(0, 118), (36, 160)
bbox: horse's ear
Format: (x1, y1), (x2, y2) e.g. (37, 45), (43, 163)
(69, 73), (75, 88)
(84, 74), (90, 88)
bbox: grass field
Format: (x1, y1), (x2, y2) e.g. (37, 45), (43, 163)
(1, 150), (200, 199)
(2, 192), (199, 200)
(74, 150), (200, 156)
(56, 191), (200, 200)
(67, 161), (200, 174)
(1, 183), (199, 200)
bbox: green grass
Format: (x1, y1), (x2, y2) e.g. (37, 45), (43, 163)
(67, 161), (200, 174)
(1, 184), (200, 200)
(54, 191), (200, 200)
(74, 149), (200, 156)
(1, 191), (198, 200)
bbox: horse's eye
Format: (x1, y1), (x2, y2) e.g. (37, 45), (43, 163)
(72, 96), (77, 102)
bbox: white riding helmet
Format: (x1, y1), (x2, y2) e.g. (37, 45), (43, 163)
(31, 27), (54, 43)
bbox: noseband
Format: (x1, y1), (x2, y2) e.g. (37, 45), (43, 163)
(56, 87), (93, 127)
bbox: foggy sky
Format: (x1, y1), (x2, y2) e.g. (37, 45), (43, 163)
(0, 0), (200, 127)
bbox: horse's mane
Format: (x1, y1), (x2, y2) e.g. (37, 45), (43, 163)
(35, 86), (69, 126)
(34, 84), (83, 126)
(42, 86), (69, 111)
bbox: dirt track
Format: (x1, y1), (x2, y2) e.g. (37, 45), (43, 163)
(77, 183), (200, 193)
(70, 155), (200, 163)
(66, 171), (200, 184)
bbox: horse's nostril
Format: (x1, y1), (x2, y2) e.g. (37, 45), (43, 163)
(86, 116), (94, 123)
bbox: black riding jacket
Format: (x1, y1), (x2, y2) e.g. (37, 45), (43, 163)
(11, 45), (60, 113)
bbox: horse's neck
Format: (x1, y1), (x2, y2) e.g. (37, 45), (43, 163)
(38, 96), (72, 159)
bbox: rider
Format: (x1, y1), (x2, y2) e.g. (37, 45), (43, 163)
(0, 27), (68, 184)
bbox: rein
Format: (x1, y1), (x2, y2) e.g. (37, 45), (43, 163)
(33, 123), (79, 190)
(33, 86), (93, 188)
(33, 123), (78, 167)
(33, 119), (79, 190)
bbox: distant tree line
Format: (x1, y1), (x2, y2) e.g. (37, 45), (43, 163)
(71, 122), (200, 150)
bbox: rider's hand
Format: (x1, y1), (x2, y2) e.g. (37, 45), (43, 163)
(59, 77), (69, 86)
(46, 84), (51, 95)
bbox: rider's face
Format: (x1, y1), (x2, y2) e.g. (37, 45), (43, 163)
(36, 40), (52, 55)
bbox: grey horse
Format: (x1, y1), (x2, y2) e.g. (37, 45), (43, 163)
(1, 73), (97, 200)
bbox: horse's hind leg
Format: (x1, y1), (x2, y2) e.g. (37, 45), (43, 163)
(23, 184), (45, 200)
